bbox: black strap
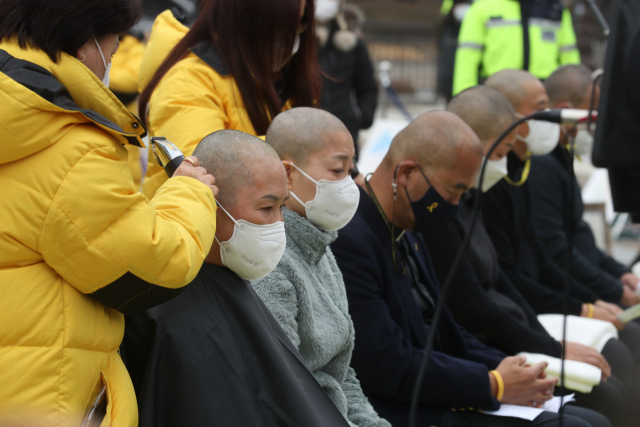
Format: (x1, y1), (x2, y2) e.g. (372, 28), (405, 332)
(90, 272), (186, 315)
(520, 0), (531, 71)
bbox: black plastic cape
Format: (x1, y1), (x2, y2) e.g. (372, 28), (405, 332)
(123, 263), (350, 427)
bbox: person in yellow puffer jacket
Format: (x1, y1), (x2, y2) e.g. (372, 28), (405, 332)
(0, 1), (218, 426)
(139, 0), (322, 199)
(110, 32), (147, 190)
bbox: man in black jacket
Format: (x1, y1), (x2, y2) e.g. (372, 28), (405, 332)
(529, 64), (640, 308)
(123, 131), (351, 427)
(483, 69), (640, 427)
(423, 85), (628, 425)
(482, 69), (624, 324)
(331, 111), (609, 427)
(316, 1), (378, 158)
(527, 64), (640, 427)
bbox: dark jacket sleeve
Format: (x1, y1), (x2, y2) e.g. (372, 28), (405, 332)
(331, 222), (499, 411)
(353, 39), (378, 130)
(422, 222), (562, 358)
(574, 220), (630, 279)
(528, 158), (624, 303)
(534, 236), (600, 304)
(482, 184), (585, 315)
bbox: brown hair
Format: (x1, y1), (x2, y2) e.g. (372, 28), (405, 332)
(138, 0), (321, 135)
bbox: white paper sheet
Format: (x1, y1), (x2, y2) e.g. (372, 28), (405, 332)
(483, 395), (575, 421)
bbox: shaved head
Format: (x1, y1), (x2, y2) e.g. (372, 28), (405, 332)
(266, 107), (351, 165)
(544, 64), (593, 107)
(193, 130), (281, 206)
(447, 86), (516, 147)
(383, 110), (483, 171)
(485, 69), (540, 110)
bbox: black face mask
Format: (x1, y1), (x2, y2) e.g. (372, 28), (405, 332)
(405, 164), (460, 233)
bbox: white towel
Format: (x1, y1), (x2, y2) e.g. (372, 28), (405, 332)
(537, 314), (618, 352)
(517, 352), (601, 393)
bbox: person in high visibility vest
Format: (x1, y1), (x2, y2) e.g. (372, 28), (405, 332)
(452, 0), (581, 95)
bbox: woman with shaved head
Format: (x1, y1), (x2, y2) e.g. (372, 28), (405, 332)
(254, 107), (390, 427)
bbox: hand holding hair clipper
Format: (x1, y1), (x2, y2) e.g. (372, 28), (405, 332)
(151, 137), (219, 196)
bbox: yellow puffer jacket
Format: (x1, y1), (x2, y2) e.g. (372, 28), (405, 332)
(0, 40), (216, 427)
(140, 10), (289, 198)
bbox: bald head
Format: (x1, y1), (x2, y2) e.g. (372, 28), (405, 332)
(266, 107), (351, 166)
(447, 86), (516, 148)
(485, 69), (540, 110)
(193, 130), (281, 206)
(384, 111), (483, 172)
(545, 64), (593, 107)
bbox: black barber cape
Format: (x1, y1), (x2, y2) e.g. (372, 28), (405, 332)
(123, 264), (350, 427)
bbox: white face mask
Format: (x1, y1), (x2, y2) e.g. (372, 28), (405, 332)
(289, 163), (360, 231)
(475, 156), (508, 192)
(315, 0), (341, 22)
(93, 36), (112, 87)
(215, 202), (287, 281)
(517, 113), (560, 156)
(573, 129), (594, 156)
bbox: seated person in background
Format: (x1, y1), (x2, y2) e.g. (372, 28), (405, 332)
(529, 64), (640, 306)
(482, 70), (625, 326)
(123, 130), (351, 427)
(529, 64), (640, 427)
(253, 107), (390, 427)
(330, 111), (610, 427)
(483, 69), (640, 427)
(423, 86), (626, 425)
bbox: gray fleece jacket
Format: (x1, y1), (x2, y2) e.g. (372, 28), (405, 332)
(252, 208), (390, 427)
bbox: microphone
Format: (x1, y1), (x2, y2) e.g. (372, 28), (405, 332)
(531, 109), (598, 126)
(150, 137), (186, 177)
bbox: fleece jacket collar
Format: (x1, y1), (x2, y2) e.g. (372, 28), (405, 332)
(283, 208), (337, 265)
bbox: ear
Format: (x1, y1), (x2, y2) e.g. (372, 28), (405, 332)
(394, 160), (418, 188)
(282, 160), (295, 192)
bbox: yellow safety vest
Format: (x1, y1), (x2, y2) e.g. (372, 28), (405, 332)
(453, 0), (580, 94)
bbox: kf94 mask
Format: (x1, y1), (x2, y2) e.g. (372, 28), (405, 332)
(517, 111), (561, 156)
(475, 156), (508, 192)
(289, 163), (360, 231)
(215, 202), (286, 281)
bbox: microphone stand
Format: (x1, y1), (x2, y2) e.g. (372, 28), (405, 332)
(584, 0), (610, 37)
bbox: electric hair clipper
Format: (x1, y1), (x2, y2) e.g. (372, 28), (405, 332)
(150, 137), (185, 177)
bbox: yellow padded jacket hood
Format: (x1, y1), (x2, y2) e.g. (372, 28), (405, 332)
(0, 40), (216, 426)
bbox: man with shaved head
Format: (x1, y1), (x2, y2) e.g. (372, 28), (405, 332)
(529, 65), (640, 427)
(482, 70), (640, 426)
(330, 111), (608, 427)
(123, 130), (351, 427)
(529, 64), (640, 308)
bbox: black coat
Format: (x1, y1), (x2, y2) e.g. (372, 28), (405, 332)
(319, 22), (378, 148)
(330, 186), (505, 427)
(482, 152), (600, 315)
(122, 264), (350, 427)
(528, 145), (626, 302)
(422, 191), (563, 358)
